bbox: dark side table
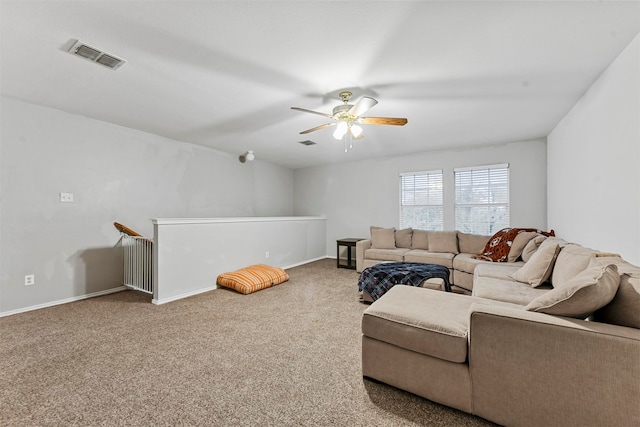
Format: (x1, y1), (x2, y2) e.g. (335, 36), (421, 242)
(336, 238), (364, 269)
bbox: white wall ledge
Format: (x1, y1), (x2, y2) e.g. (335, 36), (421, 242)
(152, 216), (326, 225)
(152, 216), (327, 304)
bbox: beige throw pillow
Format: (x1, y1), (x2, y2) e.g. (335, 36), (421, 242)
(507, 231), (538, 262)
(510, 241), (560, 287)
(371, 227), (396, 249)
(428, 230), (459, 254)
(411, 229), (429, 250)
(526, 261), (620, 319)
(521, 235), (546, 262)
(395, 228), (413, 249)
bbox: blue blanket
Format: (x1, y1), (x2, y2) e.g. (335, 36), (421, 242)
(358, 262), (451, 302)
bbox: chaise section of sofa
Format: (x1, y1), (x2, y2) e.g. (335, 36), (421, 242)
(362, 286), (521, 413)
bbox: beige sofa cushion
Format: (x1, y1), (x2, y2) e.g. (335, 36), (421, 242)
(453, 253), (524, 276)
(405, 250), (455, 268)
(473, 263), (524, 285)
(428, 230), (459, 254)
(395, 228), (413, 249)
(362, 286), (474, 363)
(526, 261), (620, 319)
(458, 232), (490, 254)
(521, 235), (546, 262)
(510, 240), (560, 287)
(551, 243), (598, 287)
(507, 231), (537, 262)
(364, 248), (410, 262)
(411, 229), (429, 250)
(473, 276), (551, 306)
(453, 253), (490, 274)
(371, 227), (396, 249)
(592, 273), (640, 328)
(591, 257), (640, 328)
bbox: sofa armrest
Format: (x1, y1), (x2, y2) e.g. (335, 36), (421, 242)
(356, 239), (371, 273)
(468, 303), (640, 427)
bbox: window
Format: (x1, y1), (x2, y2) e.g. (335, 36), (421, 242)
(454, 164), (509, 235)
(400, 170), (443, 230)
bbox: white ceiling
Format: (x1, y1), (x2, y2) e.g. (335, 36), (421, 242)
(2, 1), (639, 169)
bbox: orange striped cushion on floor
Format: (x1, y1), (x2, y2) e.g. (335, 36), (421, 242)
(216, 264), (289, 295)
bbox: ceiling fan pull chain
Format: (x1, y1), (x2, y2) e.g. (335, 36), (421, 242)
(344, 131), (353, 152)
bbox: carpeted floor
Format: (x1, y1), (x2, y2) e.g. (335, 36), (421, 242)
(1, 258), (495, 426)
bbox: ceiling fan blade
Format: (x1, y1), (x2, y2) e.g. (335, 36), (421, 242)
(348, 96), (378, 117)
(291, 107), (333, 118)
(359, 117), (408, 126)
(300, 122), (336, 134)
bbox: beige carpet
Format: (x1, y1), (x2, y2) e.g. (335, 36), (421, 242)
(1, 259), (495, 426)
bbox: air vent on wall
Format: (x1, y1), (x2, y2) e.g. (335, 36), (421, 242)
(66, 39), (126, 70)
(298, 140), (316, 146)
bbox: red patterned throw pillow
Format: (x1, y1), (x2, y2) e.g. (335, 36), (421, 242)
(475, 228), (555, 262)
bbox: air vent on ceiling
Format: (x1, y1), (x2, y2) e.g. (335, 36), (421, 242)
(66, 39), (126, 70)
(298, 140), (316, 146)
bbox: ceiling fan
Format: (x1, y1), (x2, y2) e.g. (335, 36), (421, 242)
(291, 91), (408, 151)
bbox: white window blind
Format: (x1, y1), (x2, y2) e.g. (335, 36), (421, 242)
(399, 170), (443, 230)
(454, 164), (509, 235)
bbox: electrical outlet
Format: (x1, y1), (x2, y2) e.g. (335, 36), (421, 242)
(25, 274), (35, 286)
(59, 192), (74, 202)
(265, 251), (270, 259)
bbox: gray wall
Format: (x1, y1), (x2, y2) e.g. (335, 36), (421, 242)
(293, 138), (548, 256)
(0, 97), (294, 314)
(548, 34), (640, 265)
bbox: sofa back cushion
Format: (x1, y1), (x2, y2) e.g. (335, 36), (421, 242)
(370, 227), (396, 249)
(521, 235), (546, 262)
(510, 240), (560, 287)
(395, 228), (413, 249)
(428, 230), (459, 254)
(525, 260), (620, 319)
(551, 243), (598, 286)
(591, 257), (640, 329)
(458, 232), (490, 254)
(507, 231), (538, 262)
(411, 229), (429, 250)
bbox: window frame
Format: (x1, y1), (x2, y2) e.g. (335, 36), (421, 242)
(453, 163), (510, 236)
(399, 169), (444, 231)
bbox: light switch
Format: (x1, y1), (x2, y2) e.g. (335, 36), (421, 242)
(60, 192), (74, 202)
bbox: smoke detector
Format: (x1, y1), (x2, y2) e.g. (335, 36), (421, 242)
(66, 39), (126, 70)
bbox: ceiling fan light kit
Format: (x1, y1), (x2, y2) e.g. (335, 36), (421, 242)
(291, 91), (407, 152)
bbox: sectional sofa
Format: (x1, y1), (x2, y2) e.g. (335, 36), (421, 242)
(359, 229), (640, 426)
(356, 227), (545, 292)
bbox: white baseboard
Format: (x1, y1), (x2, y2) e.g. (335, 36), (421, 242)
(152, 256), (331, 305)
(2, 257), (335, 313)
(152, 285), (218, 305)
(0, 286), (128, 318)
(283, 255), (330, 269)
